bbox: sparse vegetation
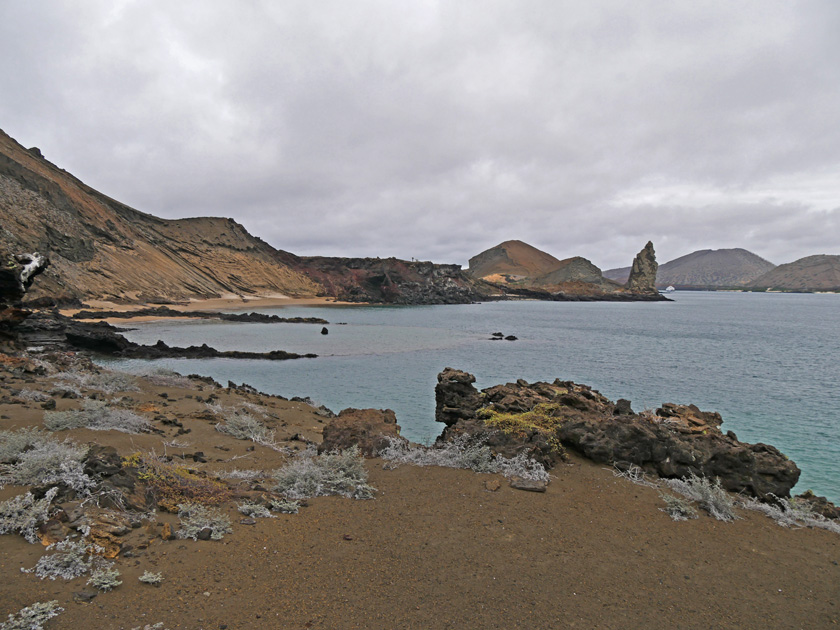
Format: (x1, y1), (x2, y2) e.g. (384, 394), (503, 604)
(44, 399), (151, 434)
(611, 463), (659, 488)
(380, 436), (551, 482)
(664, 473), (739, 522)
(740, 495), (840, 534)
(139, 571), (164, 586)
(214, 409), (277, 448)
(0, 430), (92, 493)
(0, 600), (63, 630)
(0, 487), (59, 543)
(176, 503), (233, 540)
(478, 403), (566, 457)
(23, 539), (96, 581)
(52, 369), (140, 394)
(270, 498), (300, 514)
(122, 453), (232, 511)
(87, 566), (122, 591)
(238, 501), (275, 518)
(15, 389), (50, 402)
(272, 446), (375, 500)
(659, 492), (699, 521)
(137, 368), (195, 389)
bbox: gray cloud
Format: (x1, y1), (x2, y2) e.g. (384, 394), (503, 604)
(1, 0), (838, 270)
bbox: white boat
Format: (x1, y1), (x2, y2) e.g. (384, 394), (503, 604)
(664, 285), (675, 293)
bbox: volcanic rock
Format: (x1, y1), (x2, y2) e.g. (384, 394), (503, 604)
(318, 408), (405, 456)
(434, 369), (801, 500)
(626, 241), (659, 294)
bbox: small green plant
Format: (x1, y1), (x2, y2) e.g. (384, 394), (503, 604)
(176, 503), (232, 540)
(272, 446), (375, 500)
(87, 566), (122, 592)
(44, 399), (150, 434)
(659, 492), (699, 521)
(0, 487), (58, 543)
(478, 403), (566, 457)
(0, 600), (63, 630)
(138, 571), (164, 586)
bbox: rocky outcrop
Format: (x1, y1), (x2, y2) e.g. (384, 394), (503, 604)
(71, 306), (327, 324)
(14, 310), (316, 361)
(318, 408), (405, 456)
(274, 252), (494, 304)
(0, 252), (50, 305)
(626, 241), (658, 294)
(434, 369), (801, 500)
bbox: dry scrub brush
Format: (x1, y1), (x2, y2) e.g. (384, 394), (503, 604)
(740, 495), (840, 534)
(121, 453), (232, 511)
(0, 600), (63, 630)
(44, 399), (151, 434)
(380, 436), (551, 483)
(272, 446), (375, 500)
(0, 428), (93, 493)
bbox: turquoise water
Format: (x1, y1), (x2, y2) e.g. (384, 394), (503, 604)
(102, 292), (840, 502)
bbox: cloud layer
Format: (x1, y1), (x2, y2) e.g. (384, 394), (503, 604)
(2, 1), (838, 269)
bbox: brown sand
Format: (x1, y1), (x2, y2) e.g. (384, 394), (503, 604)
(0, 357), (838, 629)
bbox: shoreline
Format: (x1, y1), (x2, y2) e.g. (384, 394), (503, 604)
(60, 295), (365, 321)
(0, 350), (838, 629)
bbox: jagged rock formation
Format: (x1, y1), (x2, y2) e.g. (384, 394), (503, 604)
(748, 255), (840, 292)
(604, 248), (776, 289)
(434, 368), (800, 500)
(467, 240), (665, 300)
(626, 241), (658, 294)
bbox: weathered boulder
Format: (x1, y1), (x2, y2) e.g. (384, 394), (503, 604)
(318, 408), (405, 456)
(434, 369), (801, 500)
(435, 368), (483, 426)
(627, 241), (658, 294)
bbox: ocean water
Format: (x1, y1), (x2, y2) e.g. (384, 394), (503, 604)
(101, 292), (840, 503)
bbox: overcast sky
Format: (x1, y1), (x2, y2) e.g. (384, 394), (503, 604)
(2, 1), (838, 270)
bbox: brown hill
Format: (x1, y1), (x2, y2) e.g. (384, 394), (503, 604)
(749, 255), (840, 292)
(0, 129), (320, 303)
(604, 248), (776, 288)
(467, 240), (563, 280)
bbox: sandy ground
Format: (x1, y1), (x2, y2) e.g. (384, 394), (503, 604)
(0, 355), (839, 629)
(70, 295), (360, 316)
